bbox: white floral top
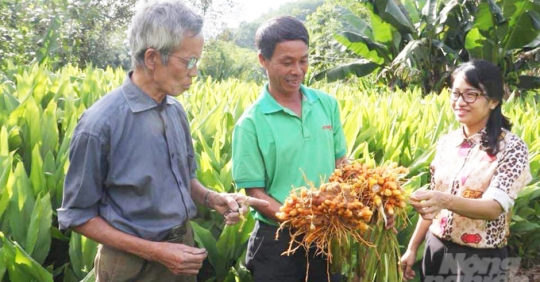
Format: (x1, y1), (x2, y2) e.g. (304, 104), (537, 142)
(428, 127), (532, 248)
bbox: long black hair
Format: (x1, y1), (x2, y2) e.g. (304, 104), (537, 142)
(451, 59), (512, 155)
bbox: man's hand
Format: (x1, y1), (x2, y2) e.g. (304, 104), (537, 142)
(210, 193), (269, 225)
(152, 242), (207, 275)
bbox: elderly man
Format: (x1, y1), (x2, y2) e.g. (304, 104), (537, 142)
(57, 1), (267, 281)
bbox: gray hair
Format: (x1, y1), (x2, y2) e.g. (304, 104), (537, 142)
(128, 0), (203, 69)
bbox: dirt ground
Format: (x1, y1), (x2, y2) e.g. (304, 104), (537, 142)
(515, 264), (540, 282)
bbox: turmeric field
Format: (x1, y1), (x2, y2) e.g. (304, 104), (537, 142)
(0, 64), (538, 281)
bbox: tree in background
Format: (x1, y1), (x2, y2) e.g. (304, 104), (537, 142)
(198, 0), (325, 82)
(198, 39), (263, 82)
(230, 0), (324, 50)
(186, 0), (237, 38)
(0, 0), (136, 70)
(305, 0), (369, 79)
(0, 0), (241, 71)
(312, 0), (540, 94)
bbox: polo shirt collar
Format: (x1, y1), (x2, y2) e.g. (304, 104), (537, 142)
(122, 71), (175, 113)
(258, 83), (319, 114)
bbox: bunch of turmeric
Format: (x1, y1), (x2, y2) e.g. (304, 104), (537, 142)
(276, 161), (409, 278)
(276, 182), (374, 259)
(329, 162), (408, 222)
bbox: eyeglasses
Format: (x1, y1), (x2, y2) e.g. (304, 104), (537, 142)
(450, 90), (486, 103)
(166, 54), (198, 69)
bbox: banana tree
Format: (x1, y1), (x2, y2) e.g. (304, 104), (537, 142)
(313, 0), (540, 94)
(465, 0), (540, 91)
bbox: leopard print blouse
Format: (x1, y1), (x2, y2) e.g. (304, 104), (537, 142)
(428, 127), (532, 248)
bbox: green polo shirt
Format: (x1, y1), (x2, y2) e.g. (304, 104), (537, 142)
(232, 84), (347, 225)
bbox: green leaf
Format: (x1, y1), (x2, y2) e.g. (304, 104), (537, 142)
(36, 17), (62, 65)
(218, 161), (234, 193)
(216, 215), (255, 265)
(0, 172), (11, 219)
(42, 152), (60, 210)
(8, 161), (36, 245)
(342, 109), (362, 156)
(25, 192), (52, 264)
(524, 33), (540, 48)
(313, 59), (379, 82)
(373, 0), (416, 35)
(408, 149), (436, 178)
(0, 153), (13, 195)
(0, 126), (8, 156)
(436, 0), (462, 30)
(24, 97), (43, 153)
(0, 232), (53, 282)
(486, 0), (506, 25)
(422, 0), (439, 26)
(80, 268), (96, 282)
(30, 145), (46, 196)
(511, 221), (540, 233)
(0, 246), (6, 281)
(336, 6), (373, 38)
(356, 125), (378, 144)
(191, 221), (225, 280)
(335, 32), (389, 64)
(232, 249), (254, 282)
(502, 0), (540, 50)
(473, 2), (496, 33)
(0, 91), (20, 116)
(41, 100), (59, 157)
(50, 226), (70, 241)
(465, 27), (497, 62)
(401, 0), (421, 24)
(69, 232), (98, 280)
(369, 2), (399, 46)
(7, 126), (23, 153)
(391, 39), (431, 81)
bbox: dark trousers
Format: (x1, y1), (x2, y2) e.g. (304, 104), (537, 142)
(422, 231), (512, 282)
(245, 221), (340, 282)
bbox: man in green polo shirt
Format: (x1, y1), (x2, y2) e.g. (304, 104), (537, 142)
(232, 16), (347, 281)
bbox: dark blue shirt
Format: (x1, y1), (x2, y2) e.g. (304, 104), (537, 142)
(58, 74), (198, 241)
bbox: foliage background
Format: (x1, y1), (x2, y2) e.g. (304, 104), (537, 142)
(0, 64), (538, 282)
(0, 0), (539, 281)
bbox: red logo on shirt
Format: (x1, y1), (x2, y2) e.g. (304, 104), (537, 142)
(461, 233), (482, 244)
(322, 125), (333, 130)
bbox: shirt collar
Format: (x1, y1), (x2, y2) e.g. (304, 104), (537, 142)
(450, 126), (486, 147)
(122, 71), (176, 113)
(258, 83), (319, 114)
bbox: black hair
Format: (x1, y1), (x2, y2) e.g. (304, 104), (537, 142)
(255, 16), (309, 60)
(451, 59), (512, 156)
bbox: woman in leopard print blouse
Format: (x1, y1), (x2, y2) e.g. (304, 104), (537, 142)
(400, 60), (532, 282)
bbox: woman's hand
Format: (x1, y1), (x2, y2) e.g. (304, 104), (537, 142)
(409, 190), (449, 220)
(400, 249), (417, 281)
